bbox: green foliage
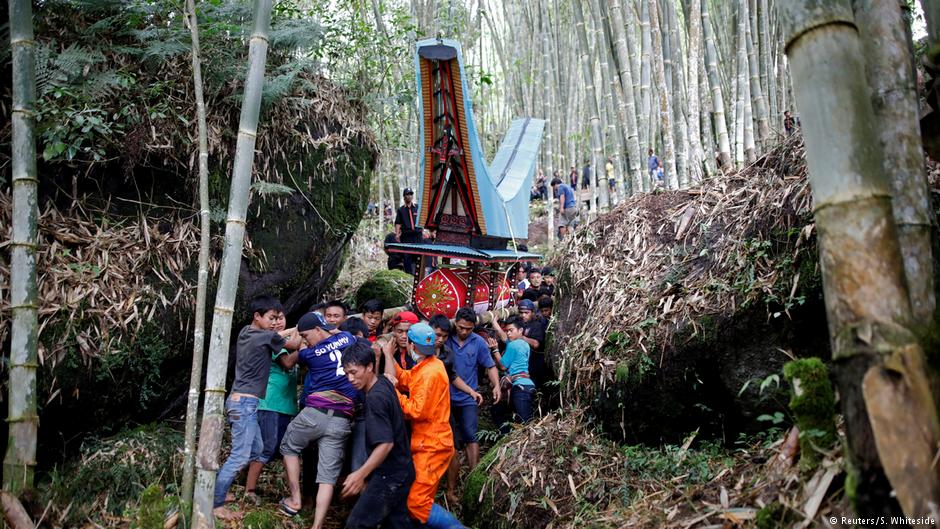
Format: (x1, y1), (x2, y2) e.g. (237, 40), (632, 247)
(132, 484), (177, 529)
(30, 0), (325, 165)
(755, 502), (790, 529)
(783, 357), (836, 472)
(42, 424), (183, 525)
(355, 269), (413, 309)
(621, 440), (731, 484)
(243, 510), (281, 529)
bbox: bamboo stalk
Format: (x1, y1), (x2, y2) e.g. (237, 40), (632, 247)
(780, 0), (940, 519)
(180, 0), (212, 506)
(648, 0), (676, 188)
(191, 0), (274, 525)
(702, 0), (732, 167)
(855, 0), (936, 325)
(4, 0), (39, 495)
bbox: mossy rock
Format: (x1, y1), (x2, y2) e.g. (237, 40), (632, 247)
(461, 437), (510, 529)
(783, 357), (836, 472)
(354, 269), (414, 309)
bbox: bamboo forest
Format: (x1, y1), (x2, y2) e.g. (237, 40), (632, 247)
(3, 0), (940, 527)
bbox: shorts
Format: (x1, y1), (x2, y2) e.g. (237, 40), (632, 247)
(558, 208), (579, 228)
(255, 409), (293, 463)
(449, 404), (479, 449)
(279, 407), (352, 485)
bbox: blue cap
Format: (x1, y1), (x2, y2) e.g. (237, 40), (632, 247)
(297, 312), (336, 332)
(518, 299), (536, 311)
(407, 322), (437, 356)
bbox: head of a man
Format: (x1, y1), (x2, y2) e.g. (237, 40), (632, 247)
(343, 339), (378, 391)
(403, 188), (414, 205)
(784, 110), (791, 118)
(538, 295), (553, 319)
(249, 295), (285, 331)
(454, 308), (477, 341)
(407, 322), (437, 362)
(359, 299), (384, 334)
(505, 317), (526, 341)
(428, 314), (451, 349)
(391, 311), (419, 349)
(339, 317), (369, 338)
(296, 311), (336, 346)
(324, 300), (348, 326)
(541, 266), (555, 285)
(527, 269), (543, 288)
(517, 299), (536, 323)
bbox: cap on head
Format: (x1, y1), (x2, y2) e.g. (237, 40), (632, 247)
(403, 188), (414, 196)
(407, 322), (437, 356)
(391, 310), (420, 326)
(518, 299), (536, 312)
(297, 311), (336, 332)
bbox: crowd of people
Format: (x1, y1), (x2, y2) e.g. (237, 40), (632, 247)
(211, 264), (556, 528)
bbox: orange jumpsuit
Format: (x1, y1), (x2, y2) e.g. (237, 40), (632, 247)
(394, 355), (455, 523)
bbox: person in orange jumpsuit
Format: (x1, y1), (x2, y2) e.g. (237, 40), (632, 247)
(383, 322), (466, 529)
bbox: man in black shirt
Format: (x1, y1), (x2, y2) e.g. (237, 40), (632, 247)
(341, 339), (415, 529)
(394, 188), (421, 274)
(521, 268), (552, 302)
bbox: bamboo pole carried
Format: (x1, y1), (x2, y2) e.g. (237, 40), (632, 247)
(191, 0), (274, 525)
(4, 0), (39, 495)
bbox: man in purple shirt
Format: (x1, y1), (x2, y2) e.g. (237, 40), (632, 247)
(278, 312), (358, 529)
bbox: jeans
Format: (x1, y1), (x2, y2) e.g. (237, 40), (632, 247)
(345, 472), (414, 529)
(511, 385), (536, 424)
(213, 396), (263, 507)
(423, 502), (467, 529)
(255, 409), (292, 463)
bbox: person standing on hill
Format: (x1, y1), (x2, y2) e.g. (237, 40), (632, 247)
(647, 148), (662, 185)
(551, 177), (579, 239)
(568, 165), (578, 188)
(581, 160), (592, 190)
(394, 188), (420, 274)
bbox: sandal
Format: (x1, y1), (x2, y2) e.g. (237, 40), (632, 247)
(278, 499), (300, 518)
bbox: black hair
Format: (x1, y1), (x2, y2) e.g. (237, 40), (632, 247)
(504, 316), (525, 331)
(428, 314), (451, 334)
(360, 298), (384, 314)
(339, 317), (369, 338)
(325, 299), (348, 315)
(309, 301), (327, 313)
(541, 266), (555, 276)
(550, 177), (562, 186)
(527, 268), (542, 278)
(537, 295), (553, 309)
(249, 295), (284, 318)
(342, 338), (376, 369)
(455, 307), (477, 324)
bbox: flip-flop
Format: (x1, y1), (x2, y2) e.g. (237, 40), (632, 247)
(278, 499), (300, 518)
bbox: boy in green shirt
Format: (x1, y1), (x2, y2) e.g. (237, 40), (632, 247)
(244, 311), (300, 502)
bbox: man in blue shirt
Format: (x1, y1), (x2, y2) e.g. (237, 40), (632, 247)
(445, 307), (500, 504)
(278, 312), (358, 529)
(551, 177), (579, 239)
(648, 148), (662, 185)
